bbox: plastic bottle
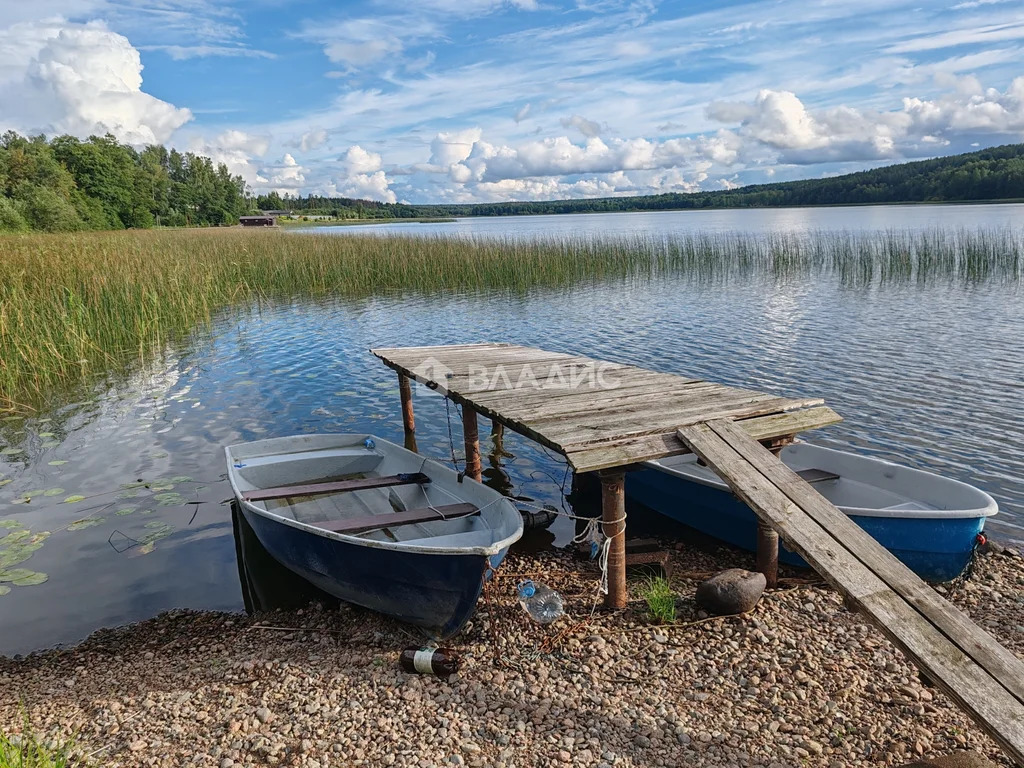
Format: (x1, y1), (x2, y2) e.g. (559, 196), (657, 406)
(517, 580), (564, 624)
(399, 646), (460, 677)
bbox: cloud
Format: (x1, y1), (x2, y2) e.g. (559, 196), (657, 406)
(0, 19), (192, 145)
(560, 114), (602, 137)
(188, 129), (269, 187)
(341, 145), (383, 174)
(514, 103), (532, 122)
(300, 129), (328, 152)
(323, 171), (397, 203)
(708, 76), (1024, 164)
(141, 44), (276, 60)
(429, 128), (483, 166)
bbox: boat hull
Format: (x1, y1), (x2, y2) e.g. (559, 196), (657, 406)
(627, 457), (990, 583)
(242, 505), (508, 638)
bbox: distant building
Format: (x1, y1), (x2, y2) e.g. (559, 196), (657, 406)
(240, 215), (276, 227)
(261, 210), (292, 217)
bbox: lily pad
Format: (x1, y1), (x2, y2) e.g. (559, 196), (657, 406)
(41, 442), (59, 449)
(115, 507), (136, 516)
(0, 568), (37, 582)
(138, 542), (156, 555)
(67, 517), (104, 531)
(0, 447), (23, 455)
(117, 489), (139, 499)
(37, 432), (54, 438)
(150, 484), (175, 492)
(47, 460), (68, 466)
(0, 479), (11, 488)
(11, 571), (47, 586)
(43, 488), (65, 497)
(144, 521), (169, 529)
(0, 585), (9, 596)
(0, 519), (23, 529)
(63, 495), (86, 504)
(169, 476), (193, 484)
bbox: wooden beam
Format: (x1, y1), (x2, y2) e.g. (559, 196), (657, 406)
(242, 472), (430, 502)
(463, 406), (482, 482)
(314, 503), (479, 535)
(600, 469), (627, 609)
(399, 373), (415, 434)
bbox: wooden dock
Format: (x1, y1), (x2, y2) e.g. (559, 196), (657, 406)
(372, 342), (1024, 765)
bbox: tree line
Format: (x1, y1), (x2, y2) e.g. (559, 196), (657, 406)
(0, 131), (248, 232)
(3, 134), (1023, 233)
(263, 143), (1024, 219)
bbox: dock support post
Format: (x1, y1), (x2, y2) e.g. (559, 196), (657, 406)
(399, 374), (415, 434)
(756, 523), (779, 589)
(599, 470), (627, 609)
(755, 440), (787, 589)
(463, 406), (482, 482)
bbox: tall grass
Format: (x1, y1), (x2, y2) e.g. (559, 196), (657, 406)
(0, 227), (1020, 412)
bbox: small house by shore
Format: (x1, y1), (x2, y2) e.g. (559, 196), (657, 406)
(239, 215), (276, 227)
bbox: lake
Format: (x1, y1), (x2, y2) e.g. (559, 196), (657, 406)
(1, 203), (1022, 656)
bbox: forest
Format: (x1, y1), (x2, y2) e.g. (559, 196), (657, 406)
(3, 134), (1023, 233)
(258, 143), (1024, 219)
(0, 131), (248, 232)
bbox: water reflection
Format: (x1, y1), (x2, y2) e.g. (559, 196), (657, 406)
(2, 270), (1022, 655)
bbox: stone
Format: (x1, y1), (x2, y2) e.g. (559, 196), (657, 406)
(695, 569), (767, 615)
(898, 752), (1000, 768)
(255, 707), (272, 723)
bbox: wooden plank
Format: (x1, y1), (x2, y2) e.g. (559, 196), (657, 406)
(315, 503), (479, 535)
(243, 472), (430, 502)
(706, 417), (1024, 705)
(550, 396), (821, 449)
(498, 382), (727, 422)
(676, 422), (1024, 763)
(564, 407), (843, 472)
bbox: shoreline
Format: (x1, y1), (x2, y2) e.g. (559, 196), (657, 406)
(3, 542), (1021, 767)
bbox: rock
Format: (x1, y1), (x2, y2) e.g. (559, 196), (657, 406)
(219, 760), (234, 768)
(898, 752), (1000, 768)
(695, 569), (766, 615)
(255, 707), (272, 724)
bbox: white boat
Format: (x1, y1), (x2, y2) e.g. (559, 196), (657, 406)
(627, 442), (998, 582)
(226, 434), (523, 637)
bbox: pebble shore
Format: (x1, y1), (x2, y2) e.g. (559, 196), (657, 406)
(2, 542), (1022, 768)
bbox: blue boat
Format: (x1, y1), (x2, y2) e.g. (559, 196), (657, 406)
(627, 442), (998, 582)
(225, 434), (523, 638)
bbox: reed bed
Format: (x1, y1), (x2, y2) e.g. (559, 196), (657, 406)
(0, 227), (1021, 412)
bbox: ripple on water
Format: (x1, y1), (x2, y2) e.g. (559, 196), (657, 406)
(0, 273), (1021, 654)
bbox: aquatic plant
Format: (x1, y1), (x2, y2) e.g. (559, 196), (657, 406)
(0, 227), (1020, 412)
(641, 576), (677, 624)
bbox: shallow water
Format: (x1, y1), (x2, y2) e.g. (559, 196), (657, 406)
(2, 229), (1023, 655)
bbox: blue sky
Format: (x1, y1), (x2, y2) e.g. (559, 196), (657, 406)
(1, 0), (1023, 203)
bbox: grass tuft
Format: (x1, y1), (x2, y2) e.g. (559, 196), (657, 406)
(642, 576), (677, 624)
(0, 716), (77, 768)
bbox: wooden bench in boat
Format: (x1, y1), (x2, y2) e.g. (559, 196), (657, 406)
(795, 467), (840, 484)
(243, 472), (430, 502)
(677, 418), (1024, 763)
(313, 503), (480, 535)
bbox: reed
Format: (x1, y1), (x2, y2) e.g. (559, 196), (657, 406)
(0, 227), (1020, 412)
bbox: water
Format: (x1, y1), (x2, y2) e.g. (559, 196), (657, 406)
(2, 206), (1023, 655)
(306, 203), (1024, 239)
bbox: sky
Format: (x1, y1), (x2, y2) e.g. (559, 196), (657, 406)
(0, 1), (1023, 204)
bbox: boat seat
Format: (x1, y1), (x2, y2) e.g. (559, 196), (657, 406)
(795, 468), (840, 484)
(243, 472), (430, 502)
(401, 529), (496, 549)
(312, 503), (479, 535)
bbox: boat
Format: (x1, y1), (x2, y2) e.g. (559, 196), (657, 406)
(626, 442), (998, 582)
(225, 433), (524, 638)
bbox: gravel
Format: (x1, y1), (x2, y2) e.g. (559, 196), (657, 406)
(2, 542), (1022, 767)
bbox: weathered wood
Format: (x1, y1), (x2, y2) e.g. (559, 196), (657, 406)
(314, 503), (479, 535)
(677, 420), (1024, 763)
(463, 406), (482, 482)
(600, 470), (627, 609)
(243, 472), (430, 502)
(399, 373), (415, 434)
(706, 416), (1024, 704)
(756, 521), (780, 589)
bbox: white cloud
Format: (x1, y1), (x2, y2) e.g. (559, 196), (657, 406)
(300, 128), (328, 152)
(341, 145), (383, 174)
(328, 171), (397, 203)
(188, 129), (269, 187)
(0, 19), (192, 144)
(429, 128), (483, 166)
(141, 44), (275, 60)
(560, 114), (602, 137)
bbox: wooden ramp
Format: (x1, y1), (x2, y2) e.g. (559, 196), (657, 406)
(678, 418), (1024, 764)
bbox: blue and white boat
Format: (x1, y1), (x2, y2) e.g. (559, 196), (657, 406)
(627, 442), (998, 583)
(226, 434), (523, 638)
